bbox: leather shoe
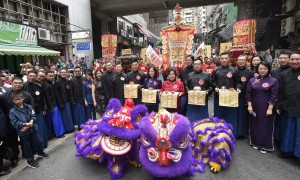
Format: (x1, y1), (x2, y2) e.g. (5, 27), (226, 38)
(0, 169), (11, 176)
(11, 159), (18, 168)
(278, 152), (293, 158)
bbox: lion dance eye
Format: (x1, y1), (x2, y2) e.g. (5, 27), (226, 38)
(147, 147), (158, 162)
(141, 136), (151, 147)
(178, 137), (188, 149)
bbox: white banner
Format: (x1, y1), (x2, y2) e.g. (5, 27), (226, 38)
(146, 45), (162, 68)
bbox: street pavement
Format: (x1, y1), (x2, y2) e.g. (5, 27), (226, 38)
(7, 135), (300, 180)
(4, 97), (300, 180)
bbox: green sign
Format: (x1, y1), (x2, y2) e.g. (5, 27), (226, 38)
(0, 20), (37, 45)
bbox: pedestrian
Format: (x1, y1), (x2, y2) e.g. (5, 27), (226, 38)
(160, 68), (185, 113)
(0, 77), (34, 168)
(263, 49), (273, 64)
(186, 58), (212, 121)
(55, 69), (75, 133)
(271, 51), (290, 143)
(83, 71), (96, 120)
(112, 63), (126, 105)
(179, 55), (194, 115)
(44, 71), (65, 138)
(9, 94), (49, 168)
(246, 61), (279, 154)
(37, 70), (46, 85)
(250, 55), (263, 78)
(24, 71), (48, 149)
(236, 54), (252, 138)
(202, 57), (215, 75)
(102, 62), (116, 103)
(125, 59), (146, 105)
(92, 70), (106, 117)
(80, 57), (87, 75)
(70, 67), (86, 130)
(142, 66), (162, 113)
(211, 51), (241, 138)
(0, 107), (11, 176)
(0, 74), (12, 95)
(278, 52), (300, 159)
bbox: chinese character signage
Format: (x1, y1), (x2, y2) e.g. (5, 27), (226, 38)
(101, 34), (117, 62)
(76, 43), (91, 50)
(161, 4), (195, 69)
(0, 20), (37, 45)
(233, 19), (256, 46)
(121, 49), (132, 55)
(146, 45), (162, 68)
(220, 43), (232, 53)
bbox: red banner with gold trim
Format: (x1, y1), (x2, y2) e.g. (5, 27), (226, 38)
(101, 34), (117, 62)
(233, 19), (256, 46)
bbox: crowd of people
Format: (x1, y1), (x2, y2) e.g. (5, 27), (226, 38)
(0, 50), (299, 176)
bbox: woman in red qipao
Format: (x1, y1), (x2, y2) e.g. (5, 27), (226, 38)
(160, 68), (185, 113)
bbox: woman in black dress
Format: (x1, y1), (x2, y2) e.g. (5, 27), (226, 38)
(92, 70), (107, 117)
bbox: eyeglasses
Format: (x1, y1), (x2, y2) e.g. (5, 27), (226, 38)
(278, 57), (289, 60)
(290, 58), (300, 61)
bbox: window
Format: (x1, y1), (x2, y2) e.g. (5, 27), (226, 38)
(118, 21), (124, 29)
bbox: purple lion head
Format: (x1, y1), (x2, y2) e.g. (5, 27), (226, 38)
(98, 98), (148, 141)
(139, 110), (193, 178)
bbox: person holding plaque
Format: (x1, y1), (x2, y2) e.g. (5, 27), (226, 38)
(237, 54), (252, 138)
(125, 59), (146, 105)
(211, 52), (241, 138)
(186, 59), (213, 121)
(160, 68), (185, 113)
(246, 61), (279, 154)
(179, 55), (194, 115)
(142, 66), (162, 113)
(113, 63), (126, 105)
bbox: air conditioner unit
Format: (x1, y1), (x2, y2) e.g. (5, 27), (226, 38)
(281, 17), (295, 37)
(282, 0), (296, 14)
(38, 28), (51, 40)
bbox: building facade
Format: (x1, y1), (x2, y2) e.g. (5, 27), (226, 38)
(0, 0), (94, 69)
(55, 0), (93, 67)
(149, 10), (169, 37)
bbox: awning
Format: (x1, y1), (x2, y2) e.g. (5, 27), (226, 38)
(219, 23), (234, 40)
(0, 44), (60, 56)
(134, 23), (161, 40)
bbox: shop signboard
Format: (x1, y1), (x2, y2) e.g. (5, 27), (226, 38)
(72, 31), (91, 40)
(121, 49), (132, 55)
(76, 42), (92, 50)
(0, 20), (37, 45)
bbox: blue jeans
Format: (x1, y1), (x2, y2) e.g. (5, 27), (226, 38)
(19, 128), (43, 163)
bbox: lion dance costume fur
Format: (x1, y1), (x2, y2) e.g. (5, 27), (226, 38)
(74, 99), (235, 179)
(74, 98), (148, 179)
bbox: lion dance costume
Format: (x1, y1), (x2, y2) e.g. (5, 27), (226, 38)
(74, 98), (148, 179)
(74, 99), (235, 179)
